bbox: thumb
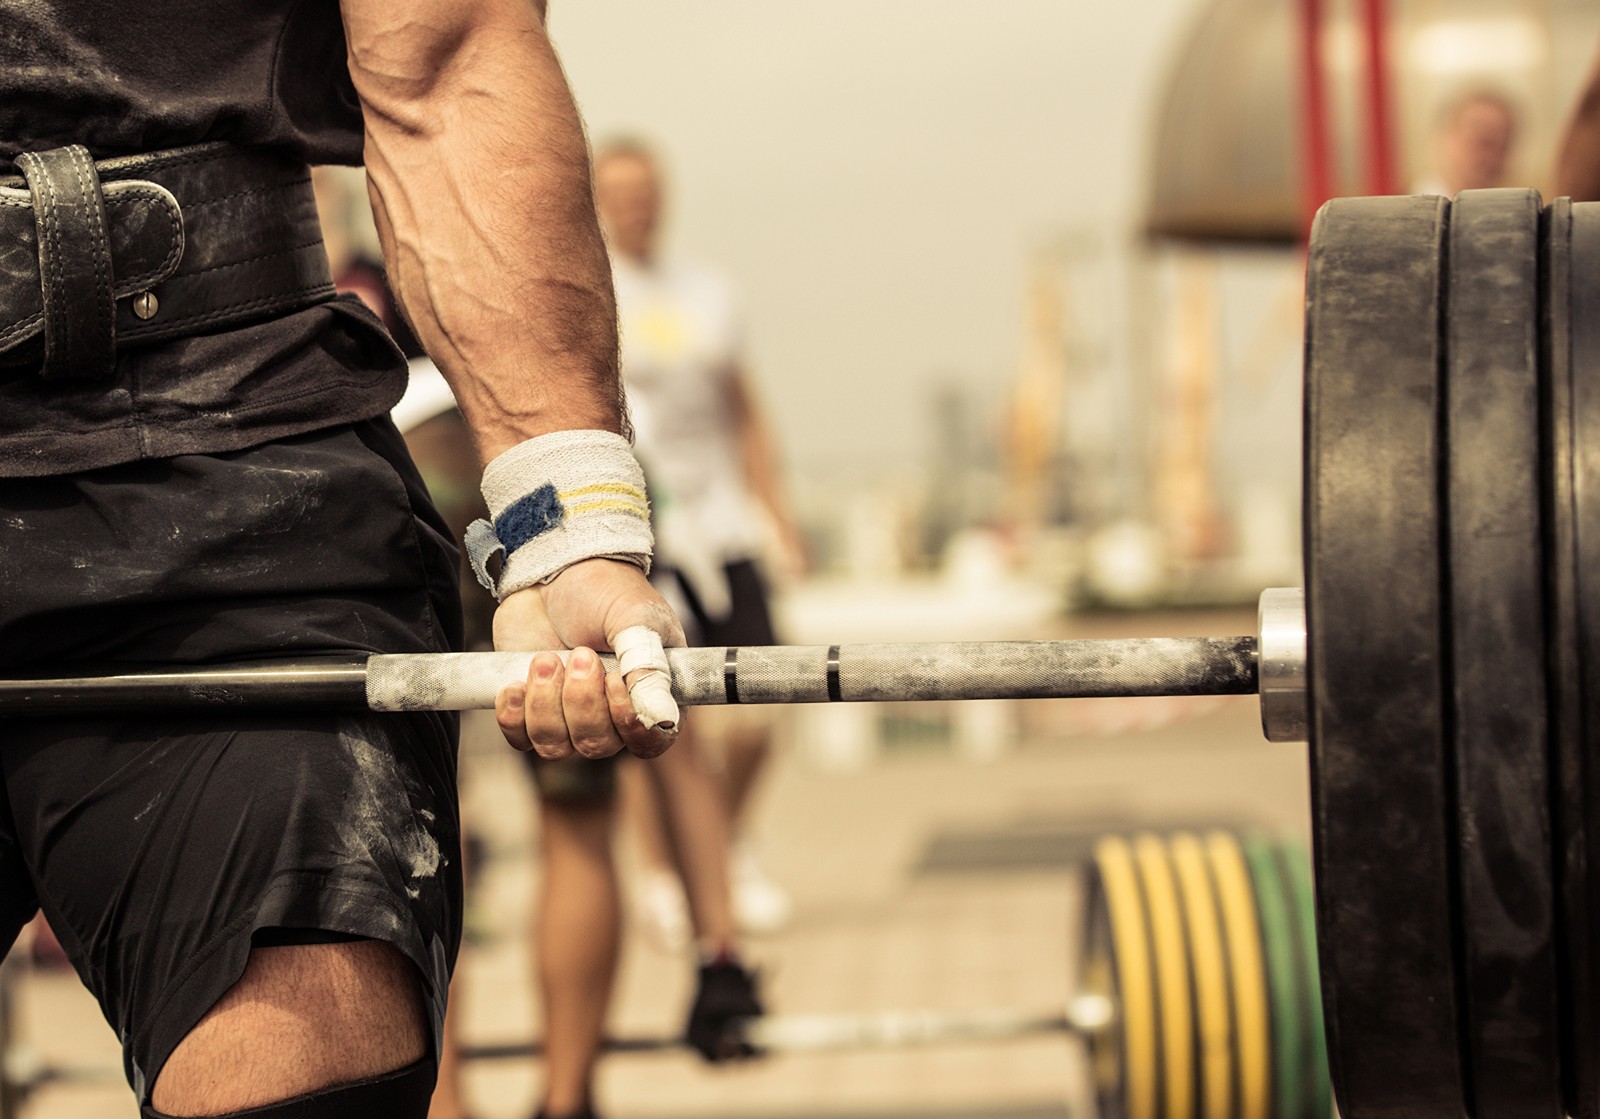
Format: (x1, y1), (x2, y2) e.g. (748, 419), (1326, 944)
(540, 558), (687, 730)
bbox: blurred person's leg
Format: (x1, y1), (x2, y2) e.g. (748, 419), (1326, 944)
(526, 757), (622, 1119)
(721, 723), (770, 831)
(427, 825), (474, 1119)
(619, 758), (690, 950)
(428, 971), (470, 1119)
(619, 567), (698, 949)
(639, 723), (765, 1061)
(538, 800), (620, 1119)
(640, 718), (738, 956)
(693, 560), (793, 933)
(718, 719), (793, 933)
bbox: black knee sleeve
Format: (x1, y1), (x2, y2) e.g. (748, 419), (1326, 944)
(142, 1056), (435, 1119)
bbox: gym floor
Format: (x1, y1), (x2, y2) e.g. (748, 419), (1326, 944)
(12, 608), (1311, 1119)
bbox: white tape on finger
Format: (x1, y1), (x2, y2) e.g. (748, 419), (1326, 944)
(615, 625), (670, 675)
(613, 625), (679, 731)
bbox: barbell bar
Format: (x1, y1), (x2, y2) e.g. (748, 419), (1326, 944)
(459, 1002), (1107, 1061)
(0, 590), (1305, 739)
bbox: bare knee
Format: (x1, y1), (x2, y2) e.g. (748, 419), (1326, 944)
(151, 940), (428, 1117)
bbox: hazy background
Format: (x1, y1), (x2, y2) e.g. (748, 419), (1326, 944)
(549, 2), (1199, 481)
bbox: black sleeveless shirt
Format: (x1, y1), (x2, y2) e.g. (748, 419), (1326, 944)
(0, 0), (363, 164)
(0, 0), (408, 477)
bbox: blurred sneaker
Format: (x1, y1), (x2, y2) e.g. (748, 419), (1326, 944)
(635, 868), (690, 951)
(685, 954), (765, 1062)
(732, 843), (792, 933)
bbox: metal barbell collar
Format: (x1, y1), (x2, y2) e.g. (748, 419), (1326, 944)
(1257, 587), (1308, 742)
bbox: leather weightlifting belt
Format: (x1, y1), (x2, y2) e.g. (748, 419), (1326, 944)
(0, 142), (335, 381)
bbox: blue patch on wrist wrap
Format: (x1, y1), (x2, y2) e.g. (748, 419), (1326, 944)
(494, 483), (565, 555)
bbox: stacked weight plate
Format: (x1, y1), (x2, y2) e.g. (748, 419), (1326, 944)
(1302, 189), (1600, 1119)
(1546, 196), (1600, 1119)
(1079, 830), (1329, 1119)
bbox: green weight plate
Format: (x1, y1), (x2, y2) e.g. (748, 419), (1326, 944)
(1444, 187), (1561, 1119)
(1207, 832), (1270, 1119)
(1170, 833), (1235, 1119)
(1279, 838), (1331, 1119)
(1243, 833), (1302, 1119)
(1304, 194), (1467, 1119)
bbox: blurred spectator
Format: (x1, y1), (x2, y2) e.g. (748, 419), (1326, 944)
(595, 137), (801, 945)
(1415, 89), (1519, 197)
(1556, 44), (1600, 201)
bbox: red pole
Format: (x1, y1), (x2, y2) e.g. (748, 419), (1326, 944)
(1299, 0), (1333, 237)
(1360, 0), (1399, 195)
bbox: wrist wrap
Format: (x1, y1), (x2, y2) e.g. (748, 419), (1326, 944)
(464, 430), (653, 600)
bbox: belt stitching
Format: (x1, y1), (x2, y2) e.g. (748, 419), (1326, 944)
(68, 147), (113, 357)
(122, 281), (336, 335)
(181, 178), (310, 210)
(175, 238), (327, 281)
(0, 313), (43, 348)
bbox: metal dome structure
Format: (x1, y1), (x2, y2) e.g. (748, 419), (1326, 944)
(1145, 0), (1600, 243)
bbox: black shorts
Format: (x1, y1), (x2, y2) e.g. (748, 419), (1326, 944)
(0, 418), (464, 1104)
(521, 557), (778, 805)
(667, 557), (779, 649)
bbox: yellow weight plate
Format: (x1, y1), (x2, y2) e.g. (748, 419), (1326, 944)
(1080, 900), (1123, 1109)
(1207, 830), (1271, 1119)
(1170, 833), (1234, 1119)
(1134, 834), (1195, 1119)
(1095, 836), (1159, 1119)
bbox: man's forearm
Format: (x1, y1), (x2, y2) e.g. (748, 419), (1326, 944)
(341, 0), (622, 461)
